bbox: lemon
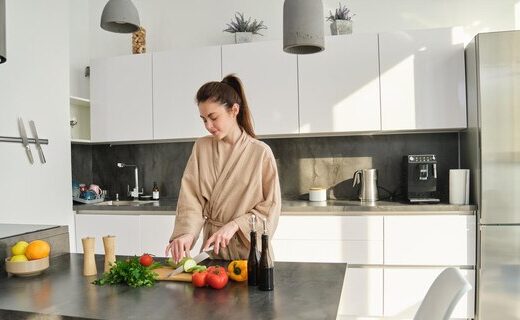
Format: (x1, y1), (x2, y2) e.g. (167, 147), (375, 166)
(10, 254), (29, 262)
(11, 241), (29, 256)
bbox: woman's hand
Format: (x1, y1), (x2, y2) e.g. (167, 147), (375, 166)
(165, 233), (194, 263)
(203, 221), (239, 255)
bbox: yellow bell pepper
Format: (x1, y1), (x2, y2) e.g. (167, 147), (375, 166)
(227, 260), (248, 282)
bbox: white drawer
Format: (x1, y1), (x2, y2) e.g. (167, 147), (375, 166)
(274, 216), (383, 241)
(272, 239), (383, 264)
(384, 215), (476, 265)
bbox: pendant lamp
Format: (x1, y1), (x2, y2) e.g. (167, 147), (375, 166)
(0, 0), (6, 64)
(101, 0), (140, 33)
(283, 0), (324, 54)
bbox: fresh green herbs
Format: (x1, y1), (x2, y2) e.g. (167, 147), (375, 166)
(92, 257), (161, 288)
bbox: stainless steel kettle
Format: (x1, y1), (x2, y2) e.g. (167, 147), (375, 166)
(352, 169), (378, 201)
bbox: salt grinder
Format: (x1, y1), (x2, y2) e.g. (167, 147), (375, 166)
(81, 237), (97, 276)
(102, 235), (116, 272)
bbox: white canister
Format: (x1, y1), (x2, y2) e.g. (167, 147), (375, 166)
(309, 188), (327, 202)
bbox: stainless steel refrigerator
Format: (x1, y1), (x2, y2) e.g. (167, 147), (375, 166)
(462, 30), (520, 319)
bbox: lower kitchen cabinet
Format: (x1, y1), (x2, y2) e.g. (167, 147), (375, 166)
(337, 267), (384, 317)
(140, 215), (203, 257)
(75, 214), (203, 257)
(75, 214), (141, 256)
(272, 216), (383, 263)
(383, 268), (475, 319)
(384, 215), (476, 265)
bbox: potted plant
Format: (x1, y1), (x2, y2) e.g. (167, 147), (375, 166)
(326, 3), (355, 35)
(224, 12), (267, 44)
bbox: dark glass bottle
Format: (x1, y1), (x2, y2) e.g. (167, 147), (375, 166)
(258, 233), (274, 291)
(247, 230), (259, 286)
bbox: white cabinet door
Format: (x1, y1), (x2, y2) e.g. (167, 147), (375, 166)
(90, 54), (153, 142)
(222, 41), (299, 135)
(379, 27), (467, 131)
(272, 216), (383, 263)
(298, 34), (381, 134)
(384, 268), (475, 319)
(140, 215), (175, 257)
(153, 47), (221, 139)
(384, 215), (476, 265)
(75, 214), (141, 256)
(337, 267), (384, 318)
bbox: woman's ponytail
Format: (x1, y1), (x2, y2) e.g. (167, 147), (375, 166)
(196, 74), (256, 138)
(220, 75), (255, 138)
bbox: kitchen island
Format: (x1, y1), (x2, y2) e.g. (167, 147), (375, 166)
(0, 253), (346, 320)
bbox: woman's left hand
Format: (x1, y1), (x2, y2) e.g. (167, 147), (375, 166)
(203, 221), (239, 255)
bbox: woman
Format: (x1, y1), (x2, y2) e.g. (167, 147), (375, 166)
(165, 74), (281, 262)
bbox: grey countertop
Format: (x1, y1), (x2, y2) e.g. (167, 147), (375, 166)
(0, 254), (346, 320)
(0, 224), (61, 239)
(74, 198), (476, 215)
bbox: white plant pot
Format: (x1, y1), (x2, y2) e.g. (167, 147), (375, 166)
(330, 20), (352, 35)
(235, 32), (253, 44)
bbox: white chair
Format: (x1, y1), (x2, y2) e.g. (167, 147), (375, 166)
(413, 267), (472, 320)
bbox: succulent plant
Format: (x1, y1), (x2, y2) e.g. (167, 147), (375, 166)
(326, 3), (355, 22)
(223, 12), (268, 35)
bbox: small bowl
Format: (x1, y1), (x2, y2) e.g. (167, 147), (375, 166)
(5, 256), (49, 277)
(140, 195), (152, 200)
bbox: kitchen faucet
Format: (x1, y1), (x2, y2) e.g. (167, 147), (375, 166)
(116, 162), (143, 200)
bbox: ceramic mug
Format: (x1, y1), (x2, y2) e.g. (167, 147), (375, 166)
(83, 190), (98, 200)
(89, 184), (102, 196)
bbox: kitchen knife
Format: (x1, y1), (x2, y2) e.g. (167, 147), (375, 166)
(167, 250), (211, 278)
(18, 117), (34, 164)
(29, 120), (46, 164)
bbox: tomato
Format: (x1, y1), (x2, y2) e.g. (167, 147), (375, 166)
(192, 271), (208, 288)
(206, 266), (228, 289)
(139, 253), (154, 267)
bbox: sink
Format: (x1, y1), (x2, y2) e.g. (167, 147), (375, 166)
(94, 200), (155, 206)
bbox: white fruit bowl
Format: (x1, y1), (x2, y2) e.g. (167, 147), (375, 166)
(5, 256), (49, 277)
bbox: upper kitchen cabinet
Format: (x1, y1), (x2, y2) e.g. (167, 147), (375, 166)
(298, 34), (381, 134)
(153, 46), (221, 139)
(379, 28), (466, 131)
(222, 41), (299, 136)
(90, 54), (153, 142)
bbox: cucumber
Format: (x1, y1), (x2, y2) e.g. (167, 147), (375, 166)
(187, 265), (207, 273)
(183, 258), (197, 272)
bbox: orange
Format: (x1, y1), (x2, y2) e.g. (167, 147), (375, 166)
(25, 240), (51, 260)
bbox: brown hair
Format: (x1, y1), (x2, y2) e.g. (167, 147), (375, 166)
(196, 74), (256, 138)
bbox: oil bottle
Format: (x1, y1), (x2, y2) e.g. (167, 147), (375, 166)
(258, 217), (274, 291)
(247, 215), (259, 286)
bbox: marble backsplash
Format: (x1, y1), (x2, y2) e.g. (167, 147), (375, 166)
(71, 132), (459, 202)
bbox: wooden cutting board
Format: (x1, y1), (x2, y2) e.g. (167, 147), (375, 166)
(154, 267), (192, 282)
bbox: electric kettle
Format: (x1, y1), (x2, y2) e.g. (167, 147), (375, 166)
(352, 169), (378, 201)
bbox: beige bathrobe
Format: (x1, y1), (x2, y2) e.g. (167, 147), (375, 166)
(170, 130), (281, 260)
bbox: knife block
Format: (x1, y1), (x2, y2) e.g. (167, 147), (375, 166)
(81, 237), (97, 276)
(102, 235), (116, 272)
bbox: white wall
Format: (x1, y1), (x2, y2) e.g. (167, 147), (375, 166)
(86, 0), (519, 60)
(0, 0), (74, 251)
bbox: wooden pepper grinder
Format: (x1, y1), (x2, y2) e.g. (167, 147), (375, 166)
(81, 237), (97, 276)
(103, 235), (116, 272)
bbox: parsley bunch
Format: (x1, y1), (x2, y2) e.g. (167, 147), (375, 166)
(92, 257), (161, 288)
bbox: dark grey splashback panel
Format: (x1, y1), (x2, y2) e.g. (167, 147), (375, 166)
(71, 133), (459, 201)
(71, 144), (92, 184)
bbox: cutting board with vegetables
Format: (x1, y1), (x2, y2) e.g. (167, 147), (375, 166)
(154, 267), (193, 282)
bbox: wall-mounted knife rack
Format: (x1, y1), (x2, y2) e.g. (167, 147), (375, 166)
(0, 136), (49, 144)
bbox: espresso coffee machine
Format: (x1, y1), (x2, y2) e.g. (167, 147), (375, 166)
(403, 154), (440, 203)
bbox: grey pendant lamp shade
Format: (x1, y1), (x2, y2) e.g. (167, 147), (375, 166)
(283, 0), (324, 54)
(101, 0), (140, 33)
(0, 0), (6, 64)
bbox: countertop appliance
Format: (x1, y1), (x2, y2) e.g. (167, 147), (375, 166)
(462, 30), (520, 319)
(352, 168), (378, 201)
(403, 154), (440, 203)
